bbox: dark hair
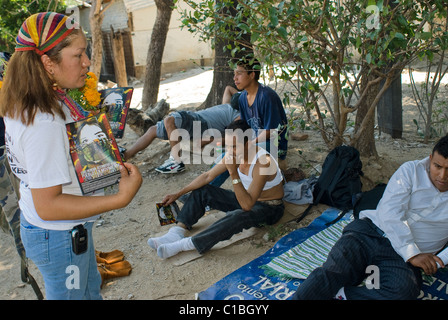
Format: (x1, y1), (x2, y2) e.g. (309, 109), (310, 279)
(226, 119), (251, 132)
(225, 119), (252, 145)
(230, 91), (241, 110)
(433, 134), (448, 158)
(236, 56), (261, 81)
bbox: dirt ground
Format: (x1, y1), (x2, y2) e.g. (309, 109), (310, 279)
(0, 67), (443, 300)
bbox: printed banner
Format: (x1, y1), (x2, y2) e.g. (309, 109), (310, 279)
(198, 209), (448, 300)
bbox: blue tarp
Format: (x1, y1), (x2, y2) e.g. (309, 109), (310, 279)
(197, 208), (448, 300)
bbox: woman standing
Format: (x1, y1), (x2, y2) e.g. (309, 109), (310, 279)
(0, 12), (142, 300)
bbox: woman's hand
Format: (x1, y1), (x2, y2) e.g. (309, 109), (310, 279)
(116, 162), (143, 206)
(32, 162), (142, 221)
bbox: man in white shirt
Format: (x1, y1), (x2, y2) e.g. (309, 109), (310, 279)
(293, 134), (448, 300)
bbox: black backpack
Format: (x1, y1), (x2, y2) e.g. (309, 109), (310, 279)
(353, 183), (387, 219)
(296, 146), (364, 224)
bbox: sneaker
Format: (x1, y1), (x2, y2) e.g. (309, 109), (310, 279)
(155, 156), (185, 174)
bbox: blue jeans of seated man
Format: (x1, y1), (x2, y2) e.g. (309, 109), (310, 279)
(292, 218), (422, 300)
(176, 184), (284, 254)
(209, 141), (271, 187)
(20, 214), (102, 300)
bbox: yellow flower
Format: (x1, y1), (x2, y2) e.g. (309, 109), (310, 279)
(84, 89), (101, 106)
(68, 72), (101, 111)
(87, 72), (98, 82)
(0, 80), (2, 89)
(85, 77), (96, 90)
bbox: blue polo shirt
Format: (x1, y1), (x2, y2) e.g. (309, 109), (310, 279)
(239, 83), (288, 159)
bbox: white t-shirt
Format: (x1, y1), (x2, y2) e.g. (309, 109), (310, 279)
(5, 108), (101, 230)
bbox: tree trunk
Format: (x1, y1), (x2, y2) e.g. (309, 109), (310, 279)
(199, 37), (236, 109)
(89, 0), (114, 77)
(354, 71), (379, 157)
(200, 0), (253, 109)
(330, 73), (346, 149)
(141, 0), (173, 111)
(110, 27), (128, 87)
(89, 0), (106, 77)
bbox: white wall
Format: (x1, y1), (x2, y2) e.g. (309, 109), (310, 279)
(131, 3), (213, 75)
(102, 0), (129, 31)
(76, 0), (214, 78)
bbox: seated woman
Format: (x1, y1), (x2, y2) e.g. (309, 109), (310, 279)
(147, 120), (285, 258)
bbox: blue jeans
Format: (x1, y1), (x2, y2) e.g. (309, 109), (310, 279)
(209, 152), (228, 187)
(20, 214), (102, 300)
(177, 185), (284, 254)
(156, 111), (208, 140)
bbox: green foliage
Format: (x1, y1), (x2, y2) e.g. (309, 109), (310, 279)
(408, 13), (448, 143)
(0, 0), (66, 52)
(176, 0), (448, 149)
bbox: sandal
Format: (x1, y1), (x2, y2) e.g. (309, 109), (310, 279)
(95, 249), (124, 264)
(97, 260), (132, 287)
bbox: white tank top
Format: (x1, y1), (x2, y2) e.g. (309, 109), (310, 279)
(237, 149), (283, 191)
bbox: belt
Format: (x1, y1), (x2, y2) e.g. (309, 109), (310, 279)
(259, 199), (283, 206)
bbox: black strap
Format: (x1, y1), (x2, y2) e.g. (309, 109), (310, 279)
(295, 203), (313, 223)
(0, 150), (44, 300)
(21, 259), (44, 300)
(324, 208), (349, 226)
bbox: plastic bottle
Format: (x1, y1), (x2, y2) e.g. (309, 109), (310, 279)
(211, 142), (223, 167)
(215, 142), (222, 157)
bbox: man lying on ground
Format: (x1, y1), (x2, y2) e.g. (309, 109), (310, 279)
(123, 86), (240, 174)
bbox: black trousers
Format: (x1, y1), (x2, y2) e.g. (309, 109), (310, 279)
(177, 185), (284, 254)
(293, 218), (422, 300)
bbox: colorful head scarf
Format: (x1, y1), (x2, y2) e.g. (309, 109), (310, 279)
(15, 12), (79, 55)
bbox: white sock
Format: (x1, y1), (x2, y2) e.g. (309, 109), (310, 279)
(147, 226), (185, 250)
(157, 237), (195, 259)
(334, 287), (347, 300)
